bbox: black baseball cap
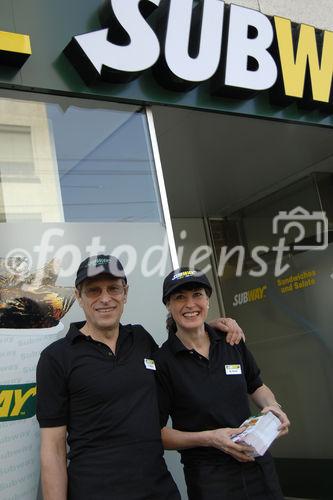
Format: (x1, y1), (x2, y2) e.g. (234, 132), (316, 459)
(162, 267), (212, 304)
(75, 255), (127, 287)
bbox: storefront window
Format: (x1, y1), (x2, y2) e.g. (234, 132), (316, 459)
(0, 92), (173, 327)
(0, 93), (175, 500)
(0, 97), (162, 223)
(209, 176), (333, 498)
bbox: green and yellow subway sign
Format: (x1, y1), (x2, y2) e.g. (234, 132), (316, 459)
(0, 383), (36, 422)
(0, 30), (31, 67)
(65, 0), (333, 108)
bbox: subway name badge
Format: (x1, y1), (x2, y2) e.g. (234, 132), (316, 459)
(225, 364), (242, 375)
(144, 358), (156, 371)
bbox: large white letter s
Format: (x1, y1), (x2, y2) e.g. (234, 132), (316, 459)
(65, 0), (161, 84)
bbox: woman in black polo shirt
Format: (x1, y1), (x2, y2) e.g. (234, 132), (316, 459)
(154, 267), (290, 500)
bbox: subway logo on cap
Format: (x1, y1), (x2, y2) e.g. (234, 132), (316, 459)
(88, 257), (111, 267)
(0, 383), (36, 421)
(172, 271), (197, 281)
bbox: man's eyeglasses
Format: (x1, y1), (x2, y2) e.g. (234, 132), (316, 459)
(83, 284), (127, 299)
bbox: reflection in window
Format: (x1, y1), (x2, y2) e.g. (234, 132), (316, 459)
(0, 125), (35, 180)
(0, 100), (63, 222)
(49, 105), (161, 222)
(0, 95), (162, 223)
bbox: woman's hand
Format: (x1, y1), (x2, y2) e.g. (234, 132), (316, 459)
(261, 404), (290, 437)
(261, 405), (290, 437)
(208, 318), (245, 345)
(251, 385), (290, 438)
(208, 427), (254, 462)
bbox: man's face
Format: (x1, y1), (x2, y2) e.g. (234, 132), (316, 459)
(75, 275), (128, 333)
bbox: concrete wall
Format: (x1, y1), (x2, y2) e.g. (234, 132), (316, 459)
(225, 0), (333, 31)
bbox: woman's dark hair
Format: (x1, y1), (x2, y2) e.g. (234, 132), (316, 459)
(166, 313), (177, 337)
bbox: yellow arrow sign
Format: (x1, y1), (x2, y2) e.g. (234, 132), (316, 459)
(0, 30), (31, 66)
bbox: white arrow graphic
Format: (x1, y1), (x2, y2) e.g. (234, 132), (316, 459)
(75, 29), (109, 74)
(74, 0), (161, 75)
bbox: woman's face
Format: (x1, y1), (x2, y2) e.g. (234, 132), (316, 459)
(167, 287), (209, 331)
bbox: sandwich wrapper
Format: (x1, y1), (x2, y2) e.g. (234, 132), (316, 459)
(231, 411), (280, 457)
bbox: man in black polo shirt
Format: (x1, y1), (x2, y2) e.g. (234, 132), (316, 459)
(37, 255), (180, 500)
(36, 255), (243, 499)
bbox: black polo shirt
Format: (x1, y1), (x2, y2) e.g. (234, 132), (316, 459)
(153, 324), (263, 466)
(36, 322), (180, 499)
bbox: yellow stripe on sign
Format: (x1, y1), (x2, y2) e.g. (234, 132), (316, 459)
(0, 31), (31, 55)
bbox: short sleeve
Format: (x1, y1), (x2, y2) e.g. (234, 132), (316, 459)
(237, 341), (263, 394)
(153, 357), (173, 428)
(36, 352), (68, 427)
